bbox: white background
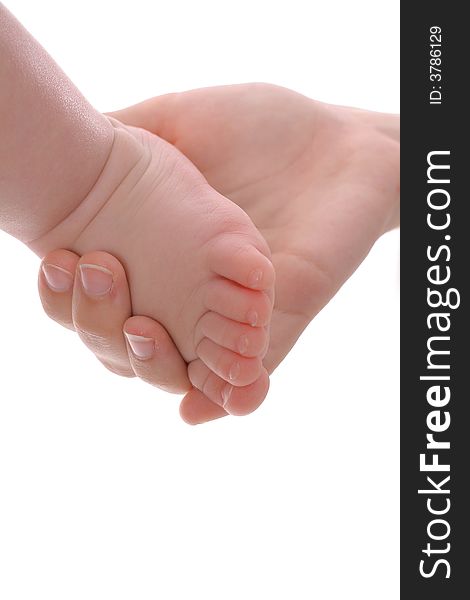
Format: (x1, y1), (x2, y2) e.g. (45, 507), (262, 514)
(0, 1), (399, 598)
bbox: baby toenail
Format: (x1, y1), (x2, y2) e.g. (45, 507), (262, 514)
(79, 264), (113, 296)
(222, 383), (233, 407)
(248, 268), (263, 288)
(42, 263), (73, 292)
(238, 335), (249, 355)
(229, 362), (241, 382)
(124, 332), (155, 360)
(246, 309), (258, 327)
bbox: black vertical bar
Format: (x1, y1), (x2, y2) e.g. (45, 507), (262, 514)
(401, 2), (469, 598)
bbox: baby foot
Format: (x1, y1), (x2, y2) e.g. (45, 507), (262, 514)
(30, 118), (274, 391)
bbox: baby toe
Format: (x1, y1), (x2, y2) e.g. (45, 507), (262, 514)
(196, 337), (263, 386)
(187, 359), (270, 416)
(204, 279), (272, 327)
(195, 311), (268, 358)
(207, 235), (275, 291)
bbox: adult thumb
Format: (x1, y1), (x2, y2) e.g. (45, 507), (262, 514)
(104, 93), (178, 143)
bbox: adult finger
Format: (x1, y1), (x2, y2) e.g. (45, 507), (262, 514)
(39, 249), (80, 331)
(123, 315), (191, 394)
(72, 251), (135, 377)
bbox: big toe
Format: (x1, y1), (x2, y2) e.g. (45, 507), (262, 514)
(206, 233), (275, 291)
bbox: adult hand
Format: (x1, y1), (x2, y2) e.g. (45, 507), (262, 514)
(38, 83), (399, 423)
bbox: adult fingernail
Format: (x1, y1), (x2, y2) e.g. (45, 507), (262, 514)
(42, 263), (73, 292)
(79, 264), (113, 296)
(124, 332), (155, 360)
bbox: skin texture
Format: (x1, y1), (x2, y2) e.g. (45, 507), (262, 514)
(0, 4), (113, 241)
(38, 83), (400, 424)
